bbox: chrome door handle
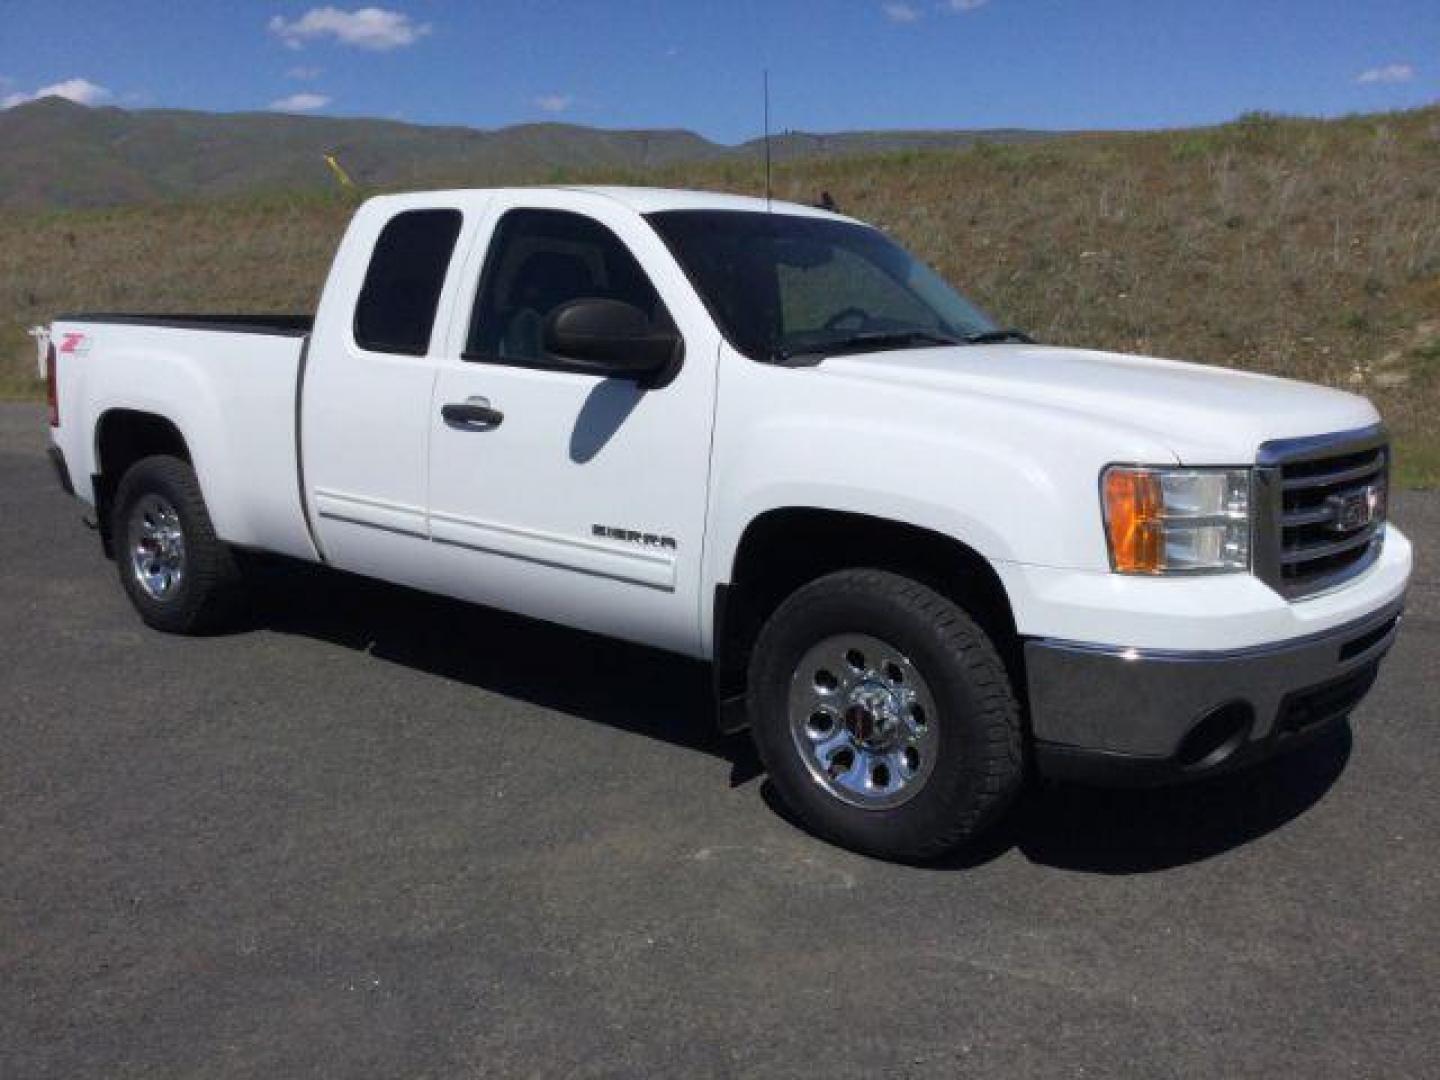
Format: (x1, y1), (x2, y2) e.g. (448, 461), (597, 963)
(441, 396), (504, 430)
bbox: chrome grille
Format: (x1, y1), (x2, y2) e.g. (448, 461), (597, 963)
(1254, 426), (1388, 599)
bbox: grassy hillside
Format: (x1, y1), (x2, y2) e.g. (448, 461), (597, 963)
(3, 105), (1437, 484)
(0, 97), (1051, 209)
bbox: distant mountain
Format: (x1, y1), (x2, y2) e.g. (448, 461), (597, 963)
(0, 97), (1056, 209)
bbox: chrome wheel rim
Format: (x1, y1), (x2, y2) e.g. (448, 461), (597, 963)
(127, 495), (186, 601)
(787, 633), (939, 810)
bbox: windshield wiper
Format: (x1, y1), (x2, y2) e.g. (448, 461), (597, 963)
(964, 328), (1035, 345)
(774, 329), (962, 363)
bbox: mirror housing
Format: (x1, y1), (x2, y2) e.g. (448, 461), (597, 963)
(543, 298), (683, 387)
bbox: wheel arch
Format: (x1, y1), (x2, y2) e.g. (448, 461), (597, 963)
(712, 507), (1023, 733)
(92, 408), (193, 557)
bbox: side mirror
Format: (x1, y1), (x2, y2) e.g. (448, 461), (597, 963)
(543, 298), (683, 386)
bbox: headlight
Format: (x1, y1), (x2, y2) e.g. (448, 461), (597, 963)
(1102, 466), (1251, 574)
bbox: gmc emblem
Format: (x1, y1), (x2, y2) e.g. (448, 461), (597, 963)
(1328, 484), (1382, 533)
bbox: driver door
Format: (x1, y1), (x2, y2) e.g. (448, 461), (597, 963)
(425, 197), (716, 655)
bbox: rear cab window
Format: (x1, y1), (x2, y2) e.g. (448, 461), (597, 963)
(354, 209), (463, 356)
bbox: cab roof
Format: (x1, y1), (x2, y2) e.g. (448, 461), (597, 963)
(363, 184), (858, 223)
(552, 185), (849, 220)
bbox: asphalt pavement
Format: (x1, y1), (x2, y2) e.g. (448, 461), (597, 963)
(2, 402), (1437, 1078)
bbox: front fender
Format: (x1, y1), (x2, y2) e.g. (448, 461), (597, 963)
(700, 357), (1181, 654)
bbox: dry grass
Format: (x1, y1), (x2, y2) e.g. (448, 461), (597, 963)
(4, 106), (1438, 484)
(0, 196), (354, 396)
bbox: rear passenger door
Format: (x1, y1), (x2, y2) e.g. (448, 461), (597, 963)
(302, 203), (467, 583)
(425, 196), (718, 656)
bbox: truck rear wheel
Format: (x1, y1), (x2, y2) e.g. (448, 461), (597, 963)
(748, 569), (1023, 862)
(111, 455), (242, 634)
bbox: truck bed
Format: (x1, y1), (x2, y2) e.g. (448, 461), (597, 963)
(52, 312), (313, 337)
(46, 312), (319, 563)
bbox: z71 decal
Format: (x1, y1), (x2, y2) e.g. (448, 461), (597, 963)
(57, 332), (91, 356)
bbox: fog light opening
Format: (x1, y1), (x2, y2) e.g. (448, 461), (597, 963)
(1175, 702), (1254, 771)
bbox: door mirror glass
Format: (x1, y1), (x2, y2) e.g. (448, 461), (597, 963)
(543, 298), (682, 384)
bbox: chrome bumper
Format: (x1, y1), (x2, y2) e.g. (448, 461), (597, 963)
(1026, 599), (1403, 785)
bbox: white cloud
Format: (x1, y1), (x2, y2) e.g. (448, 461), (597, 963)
(269, 92), (332, 112)
(883, 3), (921, 22)
(534, 94), (573, 113)
(2, 76), (112, 109)
(1355, 63), (1414, 85)
(286, 65), (324, 80)
(268, 7), (431, 51)
(942, 0), (989, 10)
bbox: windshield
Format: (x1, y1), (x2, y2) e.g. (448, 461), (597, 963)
(646, 210), (1001, 362)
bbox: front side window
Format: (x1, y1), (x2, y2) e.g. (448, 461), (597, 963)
(467, 209), (670, 363)
(647, 210), (1000, 362)
(354, 209), (463, 356)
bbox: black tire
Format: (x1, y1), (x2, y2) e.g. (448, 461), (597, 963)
(748, 569), (1023, 862)
(111, 455), (242, 634)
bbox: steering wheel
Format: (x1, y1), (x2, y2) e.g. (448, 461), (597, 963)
(823, 306), (871, 332)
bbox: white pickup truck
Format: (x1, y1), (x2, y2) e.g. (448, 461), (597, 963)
(40, 186), (1411, 861)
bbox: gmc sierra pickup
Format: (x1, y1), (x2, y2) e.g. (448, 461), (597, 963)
(39, 186), (1411, 861)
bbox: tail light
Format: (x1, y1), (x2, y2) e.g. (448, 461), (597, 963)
(45, 342), (59, 427)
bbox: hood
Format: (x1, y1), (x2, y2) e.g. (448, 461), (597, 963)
(818, 344), (1379, 463)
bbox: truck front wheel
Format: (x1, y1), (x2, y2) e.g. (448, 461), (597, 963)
(111, 455), (242, 634)
(748, 569), (1023, 862)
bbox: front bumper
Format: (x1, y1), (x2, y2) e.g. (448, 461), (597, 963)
(1026, 598), (1403, 786)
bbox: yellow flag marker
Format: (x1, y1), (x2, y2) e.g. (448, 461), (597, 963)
(323, 153), (355, 189)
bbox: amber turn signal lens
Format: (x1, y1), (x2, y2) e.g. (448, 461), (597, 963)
(1103, 468), (1165, 573)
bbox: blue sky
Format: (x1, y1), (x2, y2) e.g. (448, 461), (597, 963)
(1, 1), (1436, 141)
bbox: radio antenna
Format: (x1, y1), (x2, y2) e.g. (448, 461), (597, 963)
(763, 69), (773, 211)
